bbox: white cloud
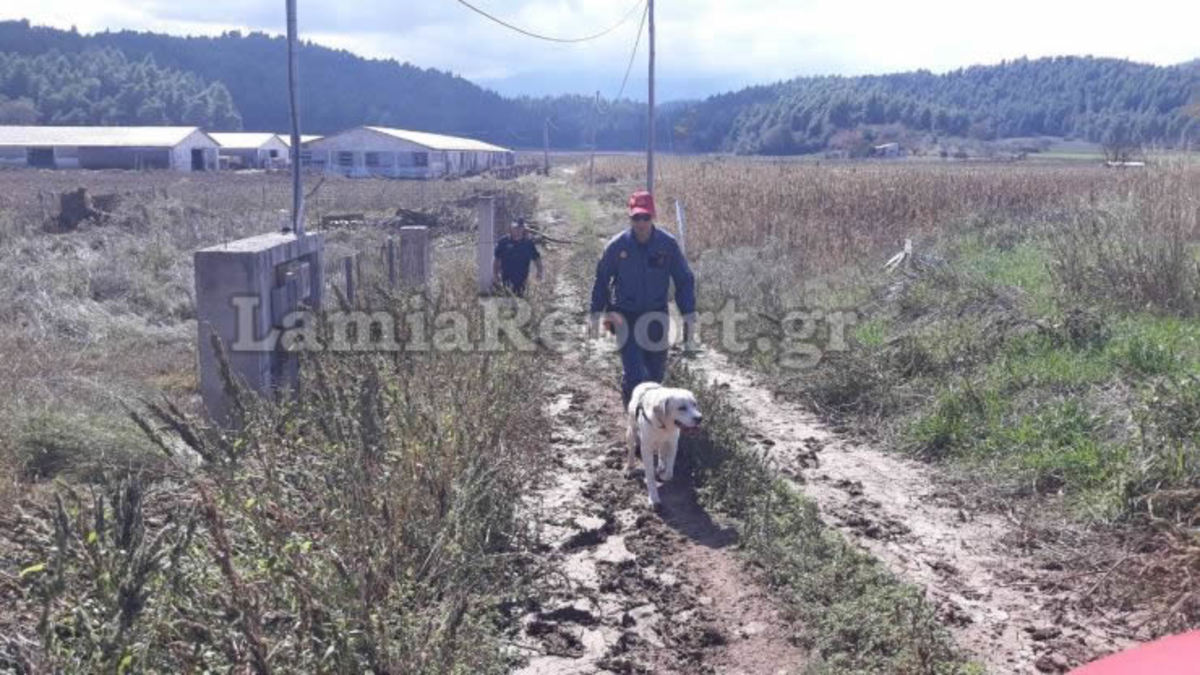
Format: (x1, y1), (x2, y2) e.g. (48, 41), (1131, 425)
(4, 0), (1198, 100)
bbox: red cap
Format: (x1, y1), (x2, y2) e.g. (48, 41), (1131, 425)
(628, 191), (656, 218)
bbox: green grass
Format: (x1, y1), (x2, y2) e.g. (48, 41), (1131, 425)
(955, 236), (1057, 315)
(786, 221), (1200, 522)
(673, 363), (974, 674)
(853, 318), (888, 348)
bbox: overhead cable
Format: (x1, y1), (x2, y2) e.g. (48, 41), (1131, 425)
(453, 0), (645, 43)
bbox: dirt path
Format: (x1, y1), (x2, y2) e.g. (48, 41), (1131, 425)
(689, 347), (1138, 673)
(508, 200), (806, 674)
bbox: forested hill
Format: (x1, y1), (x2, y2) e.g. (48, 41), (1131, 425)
(1, 19), (1198, 153)
(0, 48), (241, 128)
(0, 19), (648, 149)
(678, 57), (1200, 154)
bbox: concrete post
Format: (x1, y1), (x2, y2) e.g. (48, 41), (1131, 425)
(344, 256), (356, 304)
(399, 226), (430, 286)
(476, 197), (496, 294)
(194, 232), (324, 426)
(674, 199), (687, 255)
(386, 237), (398, 288)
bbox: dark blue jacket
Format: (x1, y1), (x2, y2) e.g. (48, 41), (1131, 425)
(494, 235), (540, 284)
(590, 226), (695, 315)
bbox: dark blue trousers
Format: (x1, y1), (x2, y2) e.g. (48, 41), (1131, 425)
(617, 310), (670, 405)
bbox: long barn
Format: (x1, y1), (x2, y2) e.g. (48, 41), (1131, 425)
(301, 126), (513, 179)
(0, 126), (219, 171)
(210, 132), (290, 169)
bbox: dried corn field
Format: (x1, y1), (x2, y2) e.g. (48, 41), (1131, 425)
(587, 156), (1200, 273)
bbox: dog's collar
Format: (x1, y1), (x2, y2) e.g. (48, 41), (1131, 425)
(636, 401), (667, 430)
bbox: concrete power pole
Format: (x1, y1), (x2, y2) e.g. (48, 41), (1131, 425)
(286, 0), (303, 235)
(589, 90), (599, 186)
(543, 117), (550, 175)
(646, 0), (656, 196)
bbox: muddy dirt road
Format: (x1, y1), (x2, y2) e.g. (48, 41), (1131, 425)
(518, 182), (1140, 674)
(689, 347), (1138, 673)
(508, 256), (806, 674)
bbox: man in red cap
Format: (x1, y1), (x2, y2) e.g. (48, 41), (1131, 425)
(590, 190), (696, 405)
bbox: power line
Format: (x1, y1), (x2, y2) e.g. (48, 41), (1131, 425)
(453, 0), (645, 43)
(613, 2), (649, 102)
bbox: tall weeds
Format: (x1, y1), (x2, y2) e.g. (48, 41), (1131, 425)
(13, 284), (545, 672)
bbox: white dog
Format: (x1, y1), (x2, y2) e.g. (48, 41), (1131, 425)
(626, 382), (704, 507)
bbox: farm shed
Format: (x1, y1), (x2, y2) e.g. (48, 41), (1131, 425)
(211, 132), (289, 169)
(302, 126), (513, 179)
(0, 126), (218, 171)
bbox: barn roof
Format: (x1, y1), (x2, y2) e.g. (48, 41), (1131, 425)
(279, 134), (323, 147)
(210, 132), (285, 149)
(364, 127), (509, 152)
(0, 125), (210, 148)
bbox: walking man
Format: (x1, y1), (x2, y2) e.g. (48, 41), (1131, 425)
(590, 190), (696, 405)
(493, 218), (544, 297)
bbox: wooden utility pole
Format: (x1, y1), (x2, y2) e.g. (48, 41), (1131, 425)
(543, 117), (550, 175)
(286, 0), (303, 235)
(646, 0), (656, 196)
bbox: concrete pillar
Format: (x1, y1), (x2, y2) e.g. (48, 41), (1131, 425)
(343, 256), (356, 304)
(476, 197), (496, 293)
(674, 199), (688, 255)
(194, 232), (324, 426)
(386, 237), (398, 288)
(400, 226), (430, 287)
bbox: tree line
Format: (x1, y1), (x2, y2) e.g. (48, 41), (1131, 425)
(1, 20), (1197, 154)
(678, 56), (1200, 154)
(0, 46), (241, 128)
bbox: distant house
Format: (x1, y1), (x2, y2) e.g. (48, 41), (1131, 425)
(872, 142), (902, 158)
(0, 126), (218, 171)
(211, 132), (289, 169)
(302, 126), (514, 179)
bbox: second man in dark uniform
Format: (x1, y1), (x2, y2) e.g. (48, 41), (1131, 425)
(493, 218), (544, 297)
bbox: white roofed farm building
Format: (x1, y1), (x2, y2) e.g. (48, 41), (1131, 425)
(211, 132), (290, 169)
(302, 126), (514, 179)
(279, 134), (323, 147)
(0, 126), (219, 171)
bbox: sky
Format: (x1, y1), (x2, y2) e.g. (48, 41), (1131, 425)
(5, 0), (1200, 101)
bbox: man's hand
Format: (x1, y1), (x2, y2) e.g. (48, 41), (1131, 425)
(681, 312), (700, 353)
(603, 312), (624, 334)
(587, 312), (602, 340)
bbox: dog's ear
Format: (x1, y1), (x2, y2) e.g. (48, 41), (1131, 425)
(652, 394), (673, 428)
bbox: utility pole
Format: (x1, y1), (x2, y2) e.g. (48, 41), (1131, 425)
(543, 117), (550, 175)
(286, 0), (303, 235)
(589, 90), (599, 186)
(646, 0), (656, 196)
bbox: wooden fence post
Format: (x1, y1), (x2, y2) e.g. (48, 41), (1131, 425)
(476, 196), (496, 294)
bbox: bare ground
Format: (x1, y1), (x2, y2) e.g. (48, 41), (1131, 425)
(689, 347), (1140, 674)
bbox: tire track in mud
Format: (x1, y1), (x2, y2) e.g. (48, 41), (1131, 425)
(689, 347), (1138, 674)
(509, 199), (805, 674)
